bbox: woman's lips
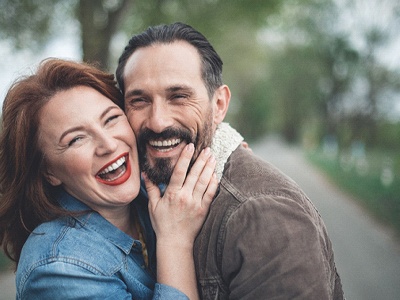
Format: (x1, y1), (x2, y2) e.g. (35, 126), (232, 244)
(96, 153), (132, 186)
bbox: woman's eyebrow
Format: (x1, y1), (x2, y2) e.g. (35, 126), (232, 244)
(100, 105), (120, 119)
(59, 105), (119, 142)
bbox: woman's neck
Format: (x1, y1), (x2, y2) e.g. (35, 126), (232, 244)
(100, 205), (138, 239)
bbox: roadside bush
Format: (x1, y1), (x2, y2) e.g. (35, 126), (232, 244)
(0, 251), (12, 272)
(307, 148), (400, 236)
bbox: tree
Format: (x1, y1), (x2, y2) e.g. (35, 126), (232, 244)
(0, 0), (281, 71)
(0, 0), (133, 70)
(258, 0), (400, 146)
(0, 0), (59, 48)
(0, 0), (284, 141)
(77, 0), (133, 70)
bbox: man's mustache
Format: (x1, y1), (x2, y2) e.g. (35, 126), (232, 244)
(137, 127), (194, 146)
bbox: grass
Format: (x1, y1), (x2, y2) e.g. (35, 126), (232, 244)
(307, 148), (400, 237)
(0, 250), (12, 272)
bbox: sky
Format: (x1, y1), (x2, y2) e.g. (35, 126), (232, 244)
(0, 35), (81, 102)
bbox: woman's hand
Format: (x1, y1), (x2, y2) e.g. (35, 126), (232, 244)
(144, 143), (217, 299)
(144, 143), (218, 248)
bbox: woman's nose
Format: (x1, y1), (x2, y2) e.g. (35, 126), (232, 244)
(95, 132), (118, 156)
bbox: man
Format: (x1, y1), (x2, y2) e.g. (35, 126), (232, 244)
(116, 22), (344, 299)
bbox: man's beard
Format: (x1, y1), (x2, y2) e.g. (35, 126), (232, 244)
(138, 110), (214, 185)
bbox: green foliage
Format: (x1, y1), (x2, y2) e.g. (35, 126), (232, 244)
(0, 0), (72, 50)
(259, 0), (400, 148)
(232, 79), (270, 142)
(126, 0), (281, 29)
(261, 45), (327, 143)
(308, 148), (400, 236)
(0, 250), (12, 272)
(376, 121), (400, 150)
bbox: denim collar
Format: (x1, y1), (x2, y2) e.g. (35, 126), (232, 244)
(57, 190), (135, 255)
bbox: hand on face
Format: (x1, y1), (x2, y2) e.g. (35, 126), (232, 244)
(144, 143), (218, 248)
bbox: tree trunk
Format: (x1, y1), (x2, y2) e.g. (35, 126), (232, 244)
(78, 0), (133, 71)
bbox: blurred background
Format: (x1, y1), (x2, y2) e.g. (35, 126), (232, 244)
(0, 0), (399, 299)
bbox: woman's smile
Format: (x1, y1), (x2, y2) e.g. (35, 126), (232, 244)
(38, 86), (140, 212)
(96, 153), (132, 186)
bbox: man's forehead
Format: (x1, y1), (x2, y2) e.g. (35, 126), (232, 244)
(123, 42), (204, 91)
(125, 41), (200, 71)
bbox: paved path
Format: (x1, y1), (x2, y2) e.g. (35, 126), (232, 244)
(0, 267), (15, 300)
(252, 135), (400, 300)
(1, 136), (400, 299)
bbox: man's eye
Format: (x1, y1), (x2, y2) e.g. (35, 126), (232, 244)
(171, 94), (187, 100)
(127, 98), (149, 109)
(131, 98), (146, 103)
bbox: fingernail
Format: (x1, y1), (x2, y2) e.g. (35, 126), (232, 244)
(203, 147), (210, 155)
(209, 154), (215, 163)
(186, 143), (194, 152)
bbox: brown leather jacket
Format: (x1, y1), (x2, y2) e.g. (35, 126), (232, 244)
(194, 145), (344, 299)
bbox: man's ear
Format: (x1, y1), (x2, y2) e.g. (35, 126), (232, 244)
(44, 171), (62, 186)
(213, 85), (231, 125)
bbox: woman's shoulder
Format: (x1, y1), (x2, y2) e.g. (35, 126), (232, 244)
(16, 220), (132, 300)
(19, 218), (69, 262)
(17, 216), (125, 279)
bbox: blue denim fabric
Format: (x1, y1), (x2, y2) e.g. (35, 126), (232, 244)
(16, 190), (188, 300)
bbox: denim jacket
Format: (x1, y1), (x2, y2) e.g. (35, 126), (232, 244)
(16, 190), (188, 300)
(194, 145), (344, 299)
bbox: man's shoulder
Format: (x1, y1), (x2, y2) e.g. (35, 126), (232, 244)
(222, 145), (300, 194)
(217, 145), (320, 225)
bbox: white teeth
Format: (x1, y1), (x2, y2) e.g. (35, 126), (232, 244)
(149, 138), (181, 147)
(99, 156), (126, 175)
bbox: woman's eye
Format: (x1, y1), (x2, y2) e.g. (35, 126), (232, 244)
(105, 114), (120, 124)
(68, 136), (83, 147)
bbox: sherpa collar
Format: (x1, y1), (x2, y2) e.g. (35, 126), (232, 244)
(210, 122), (243, 181)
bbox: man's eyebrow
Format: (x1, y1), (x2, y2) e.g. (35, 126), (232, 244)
(125, 86), (195, 98)
(125, 89), (145, 99)
(166, 85), (195, 94)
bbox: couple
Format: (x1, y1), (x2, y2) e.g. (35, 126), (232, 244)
(0, 23), (344, 299)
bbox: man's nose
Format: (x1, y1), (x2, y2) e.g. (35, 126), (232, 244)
(95, 132), (118, 156)
(146, 102), (174, 133)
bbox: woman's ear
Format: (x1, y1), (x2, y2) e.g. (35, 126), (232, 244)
(44, 171), (62, 186)
(213, 85), (231, 125)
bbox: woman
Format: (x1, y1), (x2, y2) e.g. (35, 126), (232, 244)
(0, 58), (218, 299)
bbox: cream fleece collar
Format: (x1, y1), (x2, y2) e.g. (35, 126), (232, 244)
(210, 122), (243, 181)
